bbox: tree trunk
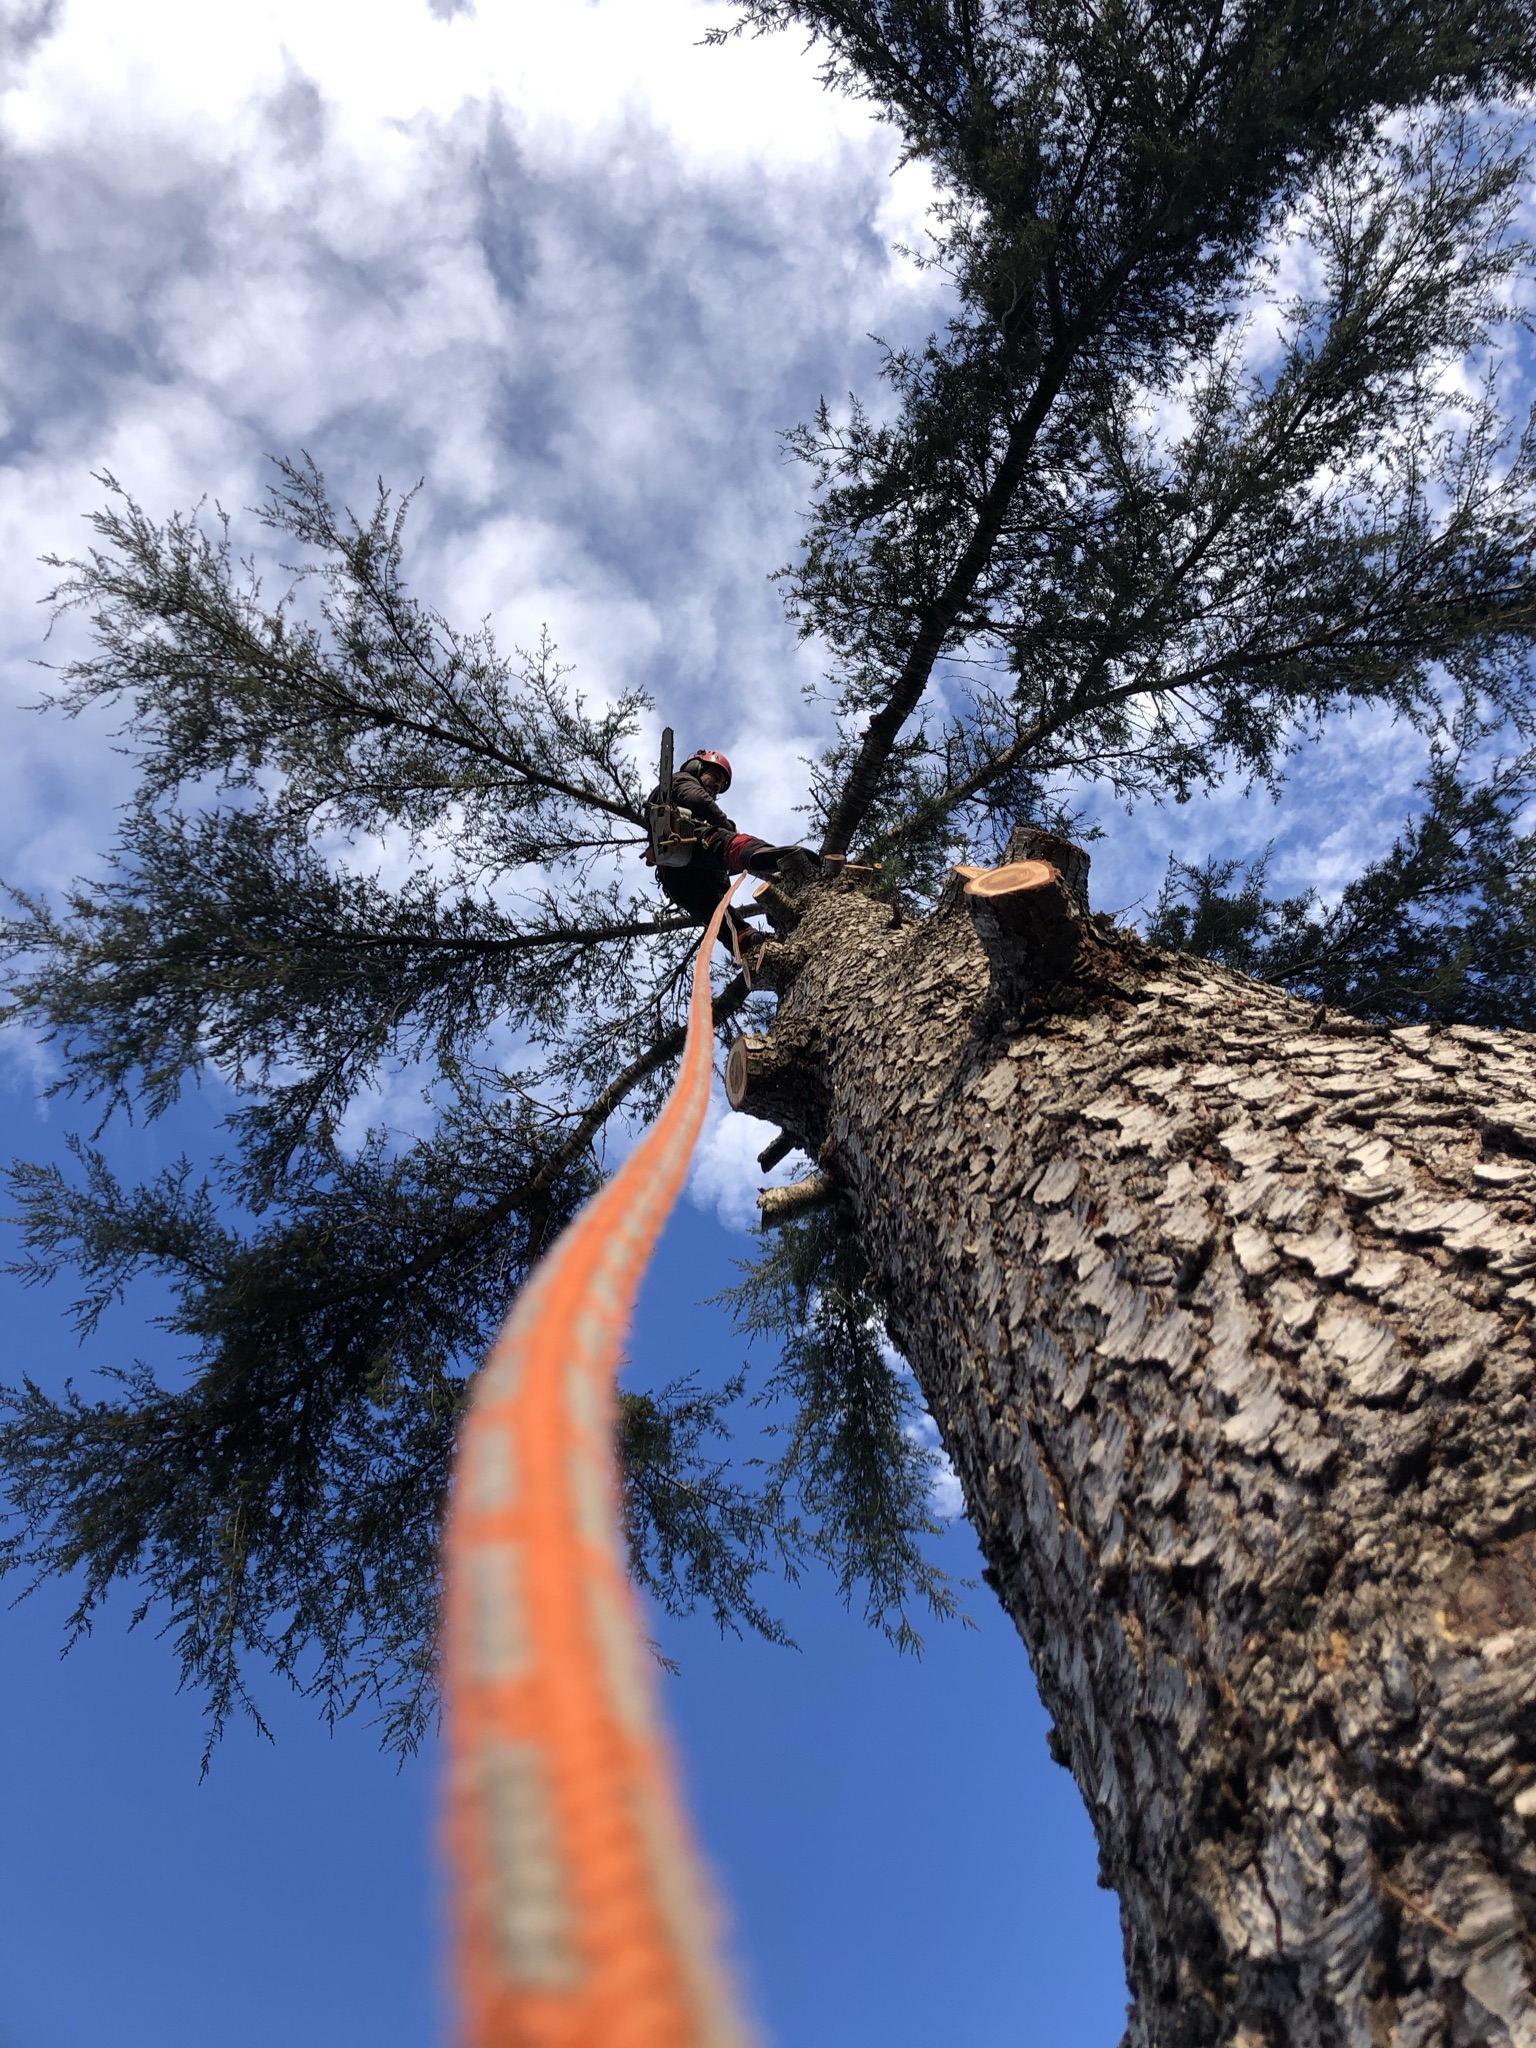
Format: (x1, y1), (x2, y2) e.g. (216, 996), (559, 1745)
(733, 859), (1536, 2048)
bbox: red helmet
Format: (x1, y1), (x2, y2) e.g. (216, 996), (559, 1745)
(687, 750), (732, 791)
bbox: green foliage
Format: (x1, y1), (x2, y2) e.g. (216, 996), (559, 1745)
(7, 1), (1536, 1747)
(3, 802), (694, 1183)
(617, 1377), (794, 1648)
(1148, 718), (1536, 1031)
(716, 1212), (962, 1651)
(13, 460), (708, 1141)
(0, 1097), (597, 1758)
(0, 462), (782, 1747)
(718, 4), (1536, 862)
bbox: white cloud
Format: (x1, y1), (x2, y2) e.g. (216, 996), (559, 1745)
(4, 0), (934, 192)
(1067, 670), (1461, 929)
(905, 1407), (966, 1522)
(878, 1339), (965, 1521)
(688, 1090), (807, 1234)
(0, 0), (950, 924)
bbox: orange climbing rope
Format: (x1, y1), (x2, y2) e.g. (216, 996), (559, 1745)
(443, 883), (752, 2048)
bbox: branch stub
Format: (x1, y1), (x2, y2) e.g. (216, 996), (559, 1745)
(961, 858), (1085, 1003)
(725, 1033), (767, 1112)
(757, 1174), (837, 1228)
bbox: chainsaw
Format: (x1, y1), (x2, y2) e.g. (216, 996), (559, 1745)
(646, 726), (702, 867)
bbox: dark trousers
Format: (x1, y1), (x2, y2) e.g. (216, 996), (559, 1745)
(659, 859), (751, 952)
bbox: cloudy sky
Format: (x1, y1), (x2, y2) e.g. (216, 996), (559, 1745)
(0, 7), (1134, 2044)
(0, 0), (944, 877)
(0, 2), (1508, 2044)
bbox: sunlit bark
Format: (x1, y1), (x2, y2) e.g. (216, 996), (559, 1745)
(736, 848), (1536, 2048)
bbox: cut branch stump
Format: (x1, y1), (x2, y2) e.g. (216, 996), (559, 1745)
(1002, 826), (1091, 911)
(752, 880), (803, 931)
(962, 859), (1084, 1005)
(758, 1174), (837, 1228)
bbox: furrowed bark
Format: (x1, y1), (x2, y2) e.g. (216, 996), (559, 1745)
(731, 860), (1536, 2048)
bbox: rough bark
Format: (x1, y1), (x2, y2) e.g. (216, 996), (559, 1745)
(731, 859), (1536, 2048)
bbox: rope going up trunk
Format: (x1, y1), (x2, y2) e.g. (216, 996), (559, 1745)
(443, 880), (753, 2048)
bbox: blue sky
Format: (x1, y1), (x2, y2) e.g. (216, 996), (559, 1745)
(1, 3), (1523, 2043)
(0, 1091), (1126, 2048)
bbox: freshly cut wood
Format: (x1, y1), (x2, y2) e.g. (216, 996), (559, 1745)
(961, 859), (1083, 1001)
(724, 1033), (766, 1111)
(725, 1024), (824, 1129)
(962, 858), (1060, 898)
(1003, 825), (1092, 910)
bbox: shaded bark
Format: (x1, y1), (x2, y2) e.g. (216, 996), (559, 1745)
(733, 860), (1536, 2048)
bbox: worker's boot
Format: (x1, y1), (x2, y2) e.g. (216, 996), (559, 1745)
(739, 842), (804, 878)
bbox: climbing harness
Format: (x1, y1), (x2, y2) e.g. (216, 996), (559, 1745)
(443, 880), (752, 2048)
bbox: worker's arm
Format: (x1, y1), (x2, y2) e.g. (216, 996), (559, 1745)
(669, 771), (735, 832)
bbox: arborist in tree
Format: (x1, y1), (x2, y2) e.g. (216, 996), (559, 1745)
(644, 739), (792, 955)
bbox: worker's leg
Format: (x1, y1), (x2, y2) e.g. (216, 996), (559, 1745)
(659, 861), (752, 954)
(722, 834), (800, 879)
(659, 862), (726, 923)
